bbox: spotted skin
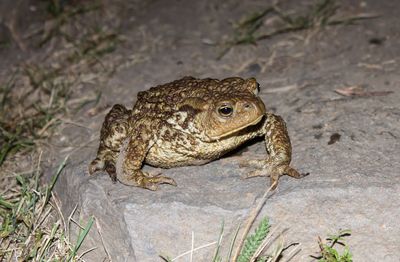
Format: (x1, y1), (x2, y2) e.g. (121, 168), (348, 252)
(89, 104), (130, 182)
(89, 77), (307, 190)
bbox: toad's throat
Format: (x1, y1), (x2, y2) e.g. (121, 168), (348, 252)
(208, 114), (264, 140)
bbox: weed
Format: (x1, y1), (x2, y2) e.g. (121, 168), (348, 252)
(0, 67), (70, 166)
(219, 0), (378, 59)
(237, 218), (271, 262)
(0, 0), (121, 167)
(0, 156), (94, 260)
(313, 230), (353, 262)
(40, 1), (103, 47)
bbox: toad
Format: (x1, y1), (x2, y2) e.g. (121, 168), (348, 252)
(89, 77), (307, 190)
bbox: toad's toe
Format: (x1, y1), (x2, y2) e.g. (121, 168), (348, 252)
(89, 158), (104, 175)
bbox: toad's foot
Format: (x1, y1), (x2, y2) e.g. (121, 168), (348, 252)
(240, 159), (308, 189)
(89, 158), (104, 175)
(118, 170), (177, 191)
(89, 158), (118, 182)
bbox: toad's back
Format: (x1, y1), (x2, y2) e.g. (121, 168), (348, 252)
(135, 76), (257, 105)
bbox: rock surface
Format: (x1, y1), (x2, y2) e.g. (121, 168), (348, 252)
(50, 0), (400, 261)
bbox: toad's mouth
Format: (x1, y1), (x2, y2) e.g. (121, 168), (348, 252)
(208, 114), (264, 140)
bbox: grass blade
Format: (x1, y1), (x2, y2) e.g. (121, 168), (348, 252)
(69, 216), (94, 261)
(212, 220), (224, 262)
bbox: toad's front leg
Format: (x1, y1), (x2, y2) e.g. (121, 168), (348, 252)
(116, 129), (177, 191)
(241, 113), (308, 189)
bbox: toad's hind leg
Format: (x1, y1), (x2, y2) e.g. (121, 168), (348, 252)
(89, 104), (131, 182)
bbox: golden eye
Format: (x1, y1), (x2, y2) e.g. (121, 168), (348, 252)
(218, 105), (233, 116)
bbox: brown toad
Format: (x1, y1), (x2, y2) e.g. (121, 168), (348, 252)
(89, 76), (307, 190)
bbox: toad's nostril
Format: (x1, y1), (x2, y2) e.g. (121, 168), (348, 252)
(244, 103), (252, 110)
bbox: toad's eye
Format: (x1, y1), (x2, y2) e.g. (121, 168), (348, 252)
(218, 105), (233, 117)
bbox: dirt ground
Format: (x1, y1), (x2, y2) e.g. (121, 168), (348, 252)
(1, 0), (399, 261)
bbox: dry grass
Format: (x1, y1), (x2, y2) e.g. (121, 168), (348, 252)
(0, 0), (123, 167)
(218, 0), (379, 59)
(0, 1), (126, 260)
(0, 155), (94, 261)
